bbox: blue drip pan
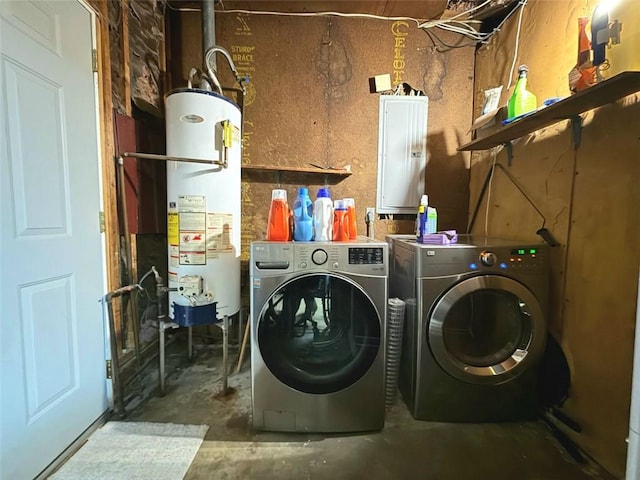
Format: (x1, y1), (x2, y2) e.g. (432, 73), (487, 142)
(173, 302), (220, 327)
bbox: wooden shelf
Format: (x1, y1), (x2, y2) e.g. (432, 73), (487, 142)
(458, 71), (640, 152)
(241, 164), (352, 177)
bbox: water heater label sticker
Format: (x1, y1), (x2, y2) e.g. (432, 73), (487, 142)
(232, 124), (241, 144)
(168, 271), (178, 283)
(178, 211), (206, 265)
(168, 212), (179, 246)
(178, 201), (206, 264)
(169, 246), (179, 268)
(207, 212), (233, 258)
(179, 251), (206, 265)
(179, 231), (206, 264)
(178, 195), (206, 212)
(179, 212), (206, 231)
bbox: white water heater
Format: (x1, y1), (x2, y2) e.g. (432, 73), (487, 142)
(165, 88), (242, 325)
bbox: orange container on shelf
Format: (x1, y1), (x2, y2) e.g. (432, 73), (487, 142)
(344, 198), (357, 239)
(266, 189), (290, 241)
(332, 199), (349, 241)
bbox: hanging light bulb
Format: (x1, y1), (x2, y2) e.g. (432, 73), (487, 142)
(594, 0), (622, 15)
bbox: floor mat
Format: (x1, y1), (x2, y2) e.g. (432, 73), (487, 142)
(50, 421), (209, 480)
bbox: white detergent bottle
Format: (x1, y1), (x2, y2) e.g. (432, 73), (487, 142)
(313, 187), (333, 241)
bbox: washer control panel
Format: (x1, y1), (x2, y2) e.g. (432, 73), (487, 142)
(348, 247), (384, 265)
(298, 243), (387, 275)
(251, 241), (388, 276)
(311, 249), (328, 265)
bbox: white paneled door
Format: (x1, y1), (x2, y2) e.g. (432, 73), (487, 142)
(0, 1), (108, 478)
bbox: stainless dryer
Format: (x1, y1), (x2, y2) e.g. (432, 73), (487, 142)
(250, 238), (388, 432)
(388, 235), (549, 422)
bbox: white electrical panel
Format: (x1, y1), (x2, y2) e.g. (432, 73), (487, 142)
(376, 96), (428, 214)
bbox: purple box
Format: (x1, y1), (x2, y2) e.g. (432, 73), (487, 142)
(418, 230), (458, 245)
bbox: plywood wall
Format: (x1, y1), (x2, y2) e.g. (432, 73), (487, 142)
(168, 10), (474, 254)
(472, 1), (640, 476)
(137, 2), (639, 475)
(167, 9), (474, 313)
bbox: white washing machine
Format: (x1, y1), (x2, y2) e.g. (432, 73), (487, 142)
(250, 238), (388, 432)
(388, 235), (549, 422)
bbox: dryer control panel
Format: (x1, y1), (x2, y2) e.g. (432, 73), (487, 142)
(392, 237), (549, 278)
(506, 247), (547, 271)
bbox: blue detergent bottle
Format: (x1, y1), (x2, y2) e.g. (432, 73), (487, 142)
(293, 187), (314, 241)
(416, 195), (429, 241)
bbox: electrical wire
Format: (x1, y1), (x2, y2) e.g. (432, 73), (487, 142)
(506, 0), (527, 90)
(423, 28), (478, 52)
(418, 0), (492, 39)
(136, 267), (158, 304)
(488, 0), (528, 37)
(440, 0), (494, 23)
(216, 9), (426, 25)
(164, 1), (200, 12)
(425, 24), (485, 41)
(421, 0), (528, 45)
(138, 267), (156, 286)
(168, 0), (528, 49)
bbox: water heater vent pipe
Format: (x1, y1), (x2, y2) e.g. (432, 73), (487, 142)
(204, 46), (246, 96)
(201, 0), (216, 90)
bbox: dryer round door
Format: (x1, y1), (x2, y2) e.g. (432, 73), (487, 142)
(428, 275), (545, 385)
(257, 273), (381, 394)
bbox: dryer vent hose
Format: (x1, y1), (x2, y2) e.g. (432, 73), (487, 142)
(385, 298), (406, 407)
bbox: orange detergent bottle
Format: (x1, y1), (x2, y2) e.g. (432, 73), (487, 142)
(344, 198), (357, 239)
(266, 189), (290, 241)
(332, 199), (349, 241)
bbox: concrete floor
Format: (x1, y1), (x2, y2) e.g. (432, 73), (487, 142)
(129, 342), (615, 480)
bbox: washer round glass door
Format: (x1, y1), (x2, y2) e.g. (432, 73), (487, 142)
(429, 275), (545, 385)
(257, 273), (381, 394)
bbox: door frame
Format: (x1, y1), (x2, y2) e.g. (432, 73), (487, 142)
(85, 0), (119, 295)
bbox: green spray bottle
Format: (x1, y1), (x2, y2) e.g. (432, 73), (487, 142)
(507, 65), (537, 119)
